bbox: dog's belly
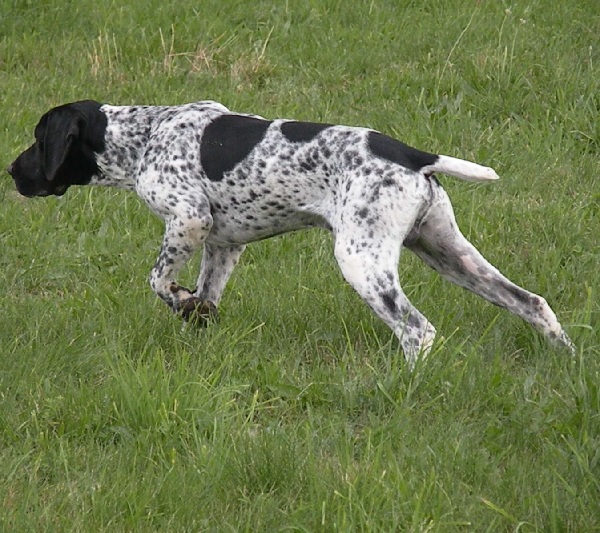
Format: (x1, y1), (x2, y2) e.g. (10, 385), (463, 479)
(206, 207), (330, 245)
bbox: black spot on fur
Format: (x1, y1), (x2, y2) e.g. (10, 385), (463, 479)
(504, 283), (531, 305)
(368, 131), (438, 172)
(201, 115), (272, 181)
(280, 121), (333, 143)
(407, 314), (422, 329)
(381, 289), (398, 314)
(300, 160), (317, 172)
(357, 208), (368, 219)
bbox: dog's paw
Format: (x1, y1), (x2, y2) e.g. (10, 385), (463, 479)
(556, 330), (576, 357)
(178, 297), (219, 326)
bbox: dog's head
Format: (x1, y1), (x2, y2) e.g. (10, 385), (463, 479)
(7, 100), (107, 197)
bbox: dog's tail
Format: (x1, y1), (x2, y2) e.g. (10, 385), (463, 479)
(422, 155), (499, 183)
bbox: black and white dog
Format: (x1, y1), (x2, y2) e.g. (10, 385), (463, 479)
(7, 100), (575, 365)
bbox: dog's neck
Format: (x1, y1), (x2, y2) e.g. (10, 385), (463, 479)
(90, 102), (231, 191)
(92, 104), (163, 190)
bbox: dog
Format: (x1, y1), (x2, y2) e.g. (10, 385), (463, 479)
(7, 100), (575, 365)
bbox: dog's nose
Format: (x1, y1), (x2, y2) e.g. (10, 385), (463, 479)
(7, 163), (14, 176)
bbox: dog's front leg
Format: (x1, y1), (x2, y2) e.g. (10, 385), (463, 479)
(149, 213), (217, 325)
(194, 243), (246, 306)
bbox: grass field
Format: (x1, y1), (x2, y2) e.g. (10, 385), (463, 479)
(1, 0), (599, 530)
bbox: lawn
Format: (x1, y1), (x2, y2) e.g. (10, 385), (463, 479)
(1, 0), (598, 530)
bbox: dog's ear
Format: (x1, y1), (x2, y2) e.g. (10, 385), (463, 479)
(42, 108), (84, 182)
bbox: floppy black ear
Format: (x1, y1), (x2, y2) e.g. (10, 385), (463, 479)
(42, 109), (83, 182)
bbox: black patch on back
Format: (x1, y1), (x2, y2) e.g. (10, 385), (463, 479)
(201, 114), (272, 181)
(368, 131), (438, 172)
(280, 121), (333, 143)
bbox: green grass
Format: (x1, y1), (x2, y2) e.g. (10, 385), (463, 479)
(1, 0), (599, 530)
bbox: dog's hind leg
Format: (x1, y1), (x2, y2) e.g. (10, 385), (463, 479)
(405, 183), (575, 354)
(331, 179), (437, 367)
(334, 234), (436, 367)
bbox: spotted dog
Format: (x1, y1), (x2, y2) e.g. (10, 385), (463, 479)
(7, 100), (575, 365)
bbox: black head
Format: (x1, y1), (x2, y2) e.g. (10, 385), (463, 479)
(7, 100), (107, 197)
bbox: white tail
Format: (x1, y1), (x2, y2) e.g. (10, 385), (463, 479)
(422, 154), (499, 183)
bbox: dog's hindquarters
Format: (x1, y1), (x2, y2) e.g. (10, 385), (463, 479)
(405, 181), (575, 354)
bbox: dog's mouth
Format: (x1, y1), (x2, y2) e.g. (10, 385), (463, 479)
(16, 181), (69, 198)
(9, 162), (69, 197)
(13, 180), (53, 198)
(14, 183), (47, 198)
(14, 185), (69, 199)
(20, 190), (51, 198)
(53, 184), (68, 196)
